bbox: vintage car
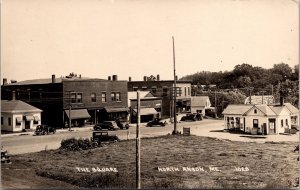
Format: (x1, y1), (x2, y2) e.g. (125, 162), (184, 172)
(91, 131), (119, 144)
(115, 118), (130, 130)
(93, 121), (119, 131)
(34, 125), (56, 135)
(146, 118), (166, 127)
(180, 113), (202, 122)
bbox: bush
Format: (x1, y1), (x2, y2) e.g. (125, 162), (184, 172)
(60, 138), (98, 151)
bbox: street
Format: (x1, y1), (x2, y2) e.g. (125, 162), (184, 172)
(2, 118), (298, 155)
(1, 119), (223, 155)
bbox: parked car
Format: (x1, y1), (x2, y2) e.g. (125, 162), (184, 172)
(91, 131), (119, 144)
(35, 125), (56, 135)
(146, 118), (166, 127)
(180, 113), (202, 122)
(115, 118), (130, 130)
(291, 125), (299, 131)
(94, 121), (119, 131)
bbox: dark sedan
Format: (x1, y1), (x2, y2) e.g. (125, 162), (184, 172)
(34, 125), (56, 135)
(93, 121), (119, 131)
(146, 118), (166, 127)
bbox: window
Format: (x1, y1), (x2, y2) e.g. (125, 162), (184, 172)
(116, 92), (121, 101)
(102, 92), (107, 103)
(71, 93), (76, 103)
(185, 87), (187, 96)
(142, 86), (147, 91)
(254, 109), (257, 114)
(188, 87), (190, 96)
(111, 92), (121, 101)
(8, 117), (11, 126)
(1, 117), (3, 125)
(286, 119), (288, 126)
(76, 93), (82, 103)
(16, 118), (22, 125)
(281, 119), (284, 127)
(91, 93), (96, 102)
(133, 87), (138, 91)
(163, 88), (168, 97)
(151, 86), (157, 93)
(177, 87), (182, 97)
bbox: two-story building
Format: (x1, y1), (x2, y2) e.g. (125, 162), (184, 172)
(127, 75), (192, 118)
(1, 75), (128, 128)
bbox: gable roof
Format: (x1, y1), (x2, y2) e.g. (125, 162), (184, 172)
(253, 104), (276, 116)
(222, 104), (253, 115)
(191, 96), (210, 107)
(284, 103), (299, 114)
(1, 100), (42, 113)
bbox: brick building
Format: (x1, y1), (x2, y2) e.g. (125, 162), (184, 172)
(127, 75), (192, 118)
(1, 75), (128, 128)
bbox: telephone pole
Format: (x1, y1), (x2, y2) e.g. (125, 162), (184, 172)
(172, 36), (177, 134)
(136, 91), (141, 189)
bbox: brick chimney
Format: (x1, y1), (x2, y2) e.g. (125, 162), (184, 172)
(280, 96), (284, 106)
(157, 74), (160, 81)
(143, 76), (147, 81)
(112, 75), (118, 81)
(129, 76), (132, 82)
(108, 76), (111, 80)
(52, 75), (56, 83)
(3, 78), (7, 85)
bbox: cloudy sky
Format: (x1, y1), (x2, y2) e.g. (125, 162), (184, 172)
(1, 0), (298, 82)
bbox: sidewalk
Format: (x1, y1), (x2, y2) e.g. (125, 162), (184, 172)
(1, 125), (94, 138)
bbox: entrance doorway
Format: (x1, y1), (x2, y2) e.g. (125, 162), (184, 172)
(268, 119), (276, 134)
(25, 121), (31, 129)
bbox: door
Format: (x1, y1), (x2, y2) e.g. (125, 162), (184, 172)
(25, 120), (31, 129)
(253, 119), (258, 128)
(269, 119), (276, 134)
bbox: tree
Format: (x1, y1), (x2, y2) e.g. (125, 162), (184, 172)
(147, 75), (156, 81)
(271, 63), (292, 81)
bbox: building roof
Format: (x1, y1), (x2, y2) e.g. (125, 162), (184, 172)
(222, 104), (253, 115)
(3, 77), (108, 85)
(253, 104), (276, 116)
(190, 96), (210, 107)
(1, 100), (42, 113)
(128, 80), (192, 84)
(284, 103), (299, 114)
(223, 103), (299, 116)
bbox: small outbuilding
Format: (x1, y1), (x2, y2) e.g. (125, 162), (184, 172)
(1, 100), (42, 132)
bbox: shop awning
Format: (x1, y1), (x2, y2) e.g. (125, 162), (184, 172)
(16, 117), (22, 123)
(133, 108), (158, 115)
(105, 107), (128, 113)
(65, 109), (91, 119)
(33, 116), (40, 121)
(25, 115), (34, 121)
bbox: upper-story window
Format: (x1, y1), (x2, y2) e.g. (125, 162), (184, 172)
(91, 93), (96, 102)
(111, 92), (121, 102)
(142, 86), (147, 91)
(188, 87), (190, 96)
(184, 87), (187, 96)
(177, 87), (182, 97)
(254, 109), (257, 114)
(71, 93), (76, 103)
(102, 92), (107, 103)
(76, 93), (82, 103)
(133, 87), (138, 91)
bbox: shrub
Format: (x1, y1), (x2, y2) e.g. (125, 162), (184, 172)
(60, 138), (98, 151)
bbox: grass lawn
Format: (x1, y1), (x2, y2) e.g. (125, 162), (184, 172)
(1, 135), (299, 189)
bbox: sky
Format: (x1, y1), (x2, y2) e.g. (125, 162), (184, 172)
(1, 0), (299, 82)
